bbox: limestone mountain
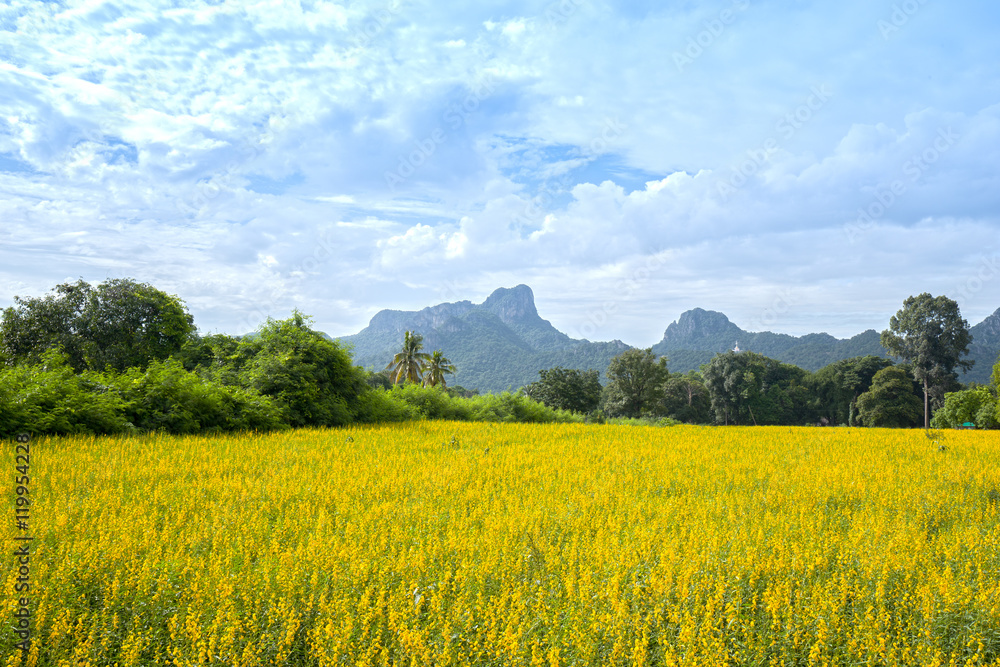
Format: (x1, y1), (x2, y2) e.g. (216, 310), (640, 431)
(966, 307), (1000, 384)
(651, 308), (889, 373)
(337, 285), (630, 393)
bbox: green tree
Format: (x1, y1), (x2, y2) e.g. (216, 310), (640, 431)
(930, 386), (997, 430)
(855, 366), (923, 428)
(602, 349), (669, 418)
(659, 371), (712, 424)
(235, 312), (366, 427)
(810, 355), (893, 425)
(423, 350), (456, 388)
(522, 366), (602, 414)
(385, 331), (431, 385)
(703, 351), (766, 425)
(0, 278), (195, 372)
(880, 294), (973, 428)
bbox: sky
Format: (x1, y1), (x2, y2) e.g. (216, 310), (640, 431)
(1, 0), (999, 347)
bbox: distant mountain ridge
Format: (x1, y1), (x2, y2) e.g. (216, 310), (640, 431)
(336, 288), (1000, 392)
(337, 285), (629, 393)
(652, 308), (889, 374)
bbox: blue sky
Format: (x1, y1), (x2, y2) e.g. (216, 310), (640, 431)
(1, 0), (999, 346)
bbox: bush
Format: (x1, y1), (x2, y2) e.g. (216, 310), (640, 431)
(931, 386), (998, 429)
(353, 388), (422, 423)
(114, 360), (285, 434)
(0, 349), (128, 437)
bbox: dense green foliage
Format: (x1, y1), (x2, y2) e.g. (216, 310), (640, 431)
(702, 351), (814, 426)
(855, 366), (924, 428)
(3, 280), (998, 437)
(930, 386), (998, 430)
(881, 293), (973, 427)
(522, 366), (602, 415)
(0, 278), (195, 372)
(808, 355), (893, 426)
(601, 348), (671, 419)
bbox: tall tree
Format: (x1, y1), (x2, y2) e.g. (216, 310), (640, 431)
(659, 371), (712, 424)
(522, 366), (602, 414)
(811, 355), (893, 425)
(235, 312), (365, 427)
(423, 350), (456, 388)
(385, 331), (431, 385)
(0, 278), (195, 372)
(880, 294), (973, 428)
(855, 366), (923, 428)
(602, 349), (670, 418)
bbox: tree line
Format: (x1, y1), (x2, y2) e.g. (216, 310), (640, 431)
(1, 279), (997, 437)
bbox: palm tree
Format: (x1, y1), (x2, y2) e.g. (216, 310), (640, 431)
(385, 331), (431, 385)
(423, 350), (456, 388)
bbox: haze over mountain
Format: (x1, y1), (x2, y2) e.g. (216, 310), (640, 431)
(338, 287), (1000, 392)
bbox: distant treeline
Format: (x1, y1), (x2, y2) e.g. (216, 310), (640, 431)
(1, 279), (997, 437)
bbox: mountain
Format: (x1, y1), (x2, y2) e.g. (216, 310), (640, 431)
(966, 307), (1000, 384)
(336, 288), (1000, 392)
(651, 307), (1000, 382)
(337, 285), (630, 393)
(651, 308), (889, 373)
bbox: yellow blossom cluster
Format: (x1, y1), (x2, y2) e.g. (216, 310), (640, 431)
(4, 423), (1000, 666)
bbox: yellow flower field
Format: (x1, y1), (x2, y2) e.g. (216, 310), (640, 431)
(5, 423), (1000, 666)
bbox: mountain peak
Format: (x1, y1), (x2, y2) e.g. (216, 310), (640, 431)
(481, 284), (541, 325)
(662, 308), (741, 346)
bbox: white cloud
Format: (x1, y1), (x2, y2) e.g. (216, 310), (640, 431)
(0, 0), (998, 346)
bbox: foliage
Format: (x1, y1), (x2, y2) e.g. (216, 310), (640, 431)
(855, 366), (924, 428)
(658, 371), (713, 424)
(809, 355), (893, 425)
(930, 386), (998, 430)
(521, 366), (602, 414)
(702, 351), (814, 425)
(602, 348), (670, 418)
(226, 312), (367, 428)
(0, 278), (195, 372)
(881, 293), (974, 427)
(385, 331), (431, 385)
(0, 348), (127, 437)
(422, 349), (456, 388)
(22, 424), (1000, 665)
(113, 360), (286, 434)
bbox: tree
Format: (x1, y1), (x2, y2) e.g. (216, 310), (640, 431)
(385, 331), (431, 385)
(880, 294), (973, 428)
(522, 366), (602, 414)
(659, 371), (712, 424)
(602, 349), (669, 418)
(0, 278), (195, 372)
(235, 312), (366, 427)
(423, 350), (456, 388)
(703, 351), (766, 425)
(855, 366), (923, 428)
(810, 355), (893, 425)
(930, 386), (998, 430)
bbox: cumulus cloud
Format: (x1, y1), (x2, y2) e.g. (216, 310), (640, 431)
(0, 0), (998, 344)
